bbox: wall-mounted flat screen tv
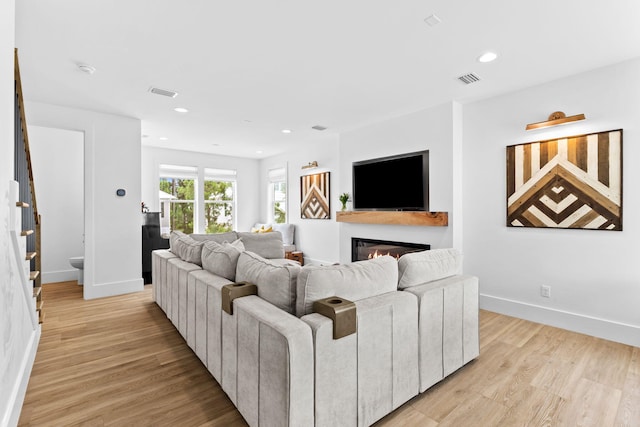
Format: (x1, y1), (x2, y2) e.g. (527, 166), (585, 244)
(352, 150), (429, 211)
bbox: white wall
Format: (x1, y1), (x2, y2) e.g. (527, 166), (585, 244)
(259, 135), (341, 265)
(1, 3), (41, 426)
(25, 102), (143, 300)
(337, 102), (461, 263)
(142, 146), (260, 233)
(28, 126), (83, 284)
(463, 58), (640, 347)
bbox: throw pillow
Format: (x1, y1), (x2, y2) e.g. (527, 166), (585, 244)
(272, 223), (294, 245)
(251, 224), (273, 233)
(201, 239), (245, 280)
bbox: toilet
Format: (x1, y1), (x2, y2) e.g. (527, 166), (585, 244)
(69, 256), (84, 285)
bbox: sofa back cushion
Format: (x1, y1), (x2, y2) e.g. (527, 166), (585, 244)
(397, 248), (462, 289)
(237, 231), (285, 259)
(189, 231), (238, 243)
(169, 230), (187, 253)
(201, 239), (245, 280)
(172, 235), (205, 265)
(235, 251), (301, 314)
(296, 255), (398, 317)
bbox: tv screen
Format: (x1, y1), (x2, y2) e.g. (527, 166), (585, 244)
(352, 150), (429, 211)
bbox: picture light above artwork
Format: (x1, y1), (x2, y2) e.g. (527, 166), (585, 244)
(525, 111), (586, 131)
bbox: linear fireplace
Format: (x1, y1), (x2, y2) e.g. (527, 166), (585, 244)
(352, 237), (430, 262)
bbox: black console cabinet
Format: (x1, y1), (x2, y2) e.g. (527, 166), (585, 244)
(142, 212), (169, 284)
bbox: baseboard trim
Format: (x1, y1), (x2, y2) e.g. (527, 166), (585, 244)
(41, 269), (76, 284)
(84, 277), (145, 300)
(480, 294), (640, 347)
(4, 325), (40, 427)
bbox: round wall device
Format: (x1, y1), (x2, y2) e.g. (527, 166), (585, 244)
(116, 189), (126, 197)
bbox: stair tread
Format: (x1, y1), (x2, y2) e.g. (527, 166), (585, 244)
(26, 251), (37, 260)
(21, 229), (34, 236)
(33, 286), (42, 298)
(16, 201), (29, 208)
(29, 271), (40, 280)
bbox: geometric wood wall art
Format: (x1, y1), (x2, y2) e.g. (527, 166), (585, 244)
(507, 129), (622, 230)
(301, 171), (331, 219)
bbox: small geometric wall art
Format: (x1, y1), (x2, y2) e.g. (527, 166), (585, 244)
(301, 172), (331, 219)
(506, 129), (622, 230)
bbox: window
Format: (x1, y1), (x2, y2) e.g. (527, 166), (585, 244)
(268, 167), (287, 224)
(159, 165), (197, 234)
(204, 168), (237, 233)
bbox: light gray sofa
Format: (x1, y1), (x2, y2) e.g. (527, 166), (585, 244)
(152, 231), (479, 427)
(252, 222), (296, 252)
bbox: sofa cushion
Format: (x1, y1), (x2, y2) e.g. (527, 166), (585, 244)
(273, 223), (295, 245)
(235, 251), (301, 314)
(174, 236), (205, 265)
(237, 231), (285, 259)
(201, 239), (245, 281)
(253, 223), (295, 246)
(169, 230), (187, 253)
(189, 231), (238, 243)
(397, 248), (462, 289)
(296, 255), (398, 317)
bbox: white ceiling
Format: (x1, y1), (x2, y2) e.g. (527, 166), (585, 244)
(15, 1), (640, 159)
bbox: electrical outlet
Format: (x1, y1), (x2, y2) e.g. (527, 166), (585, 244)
(541, 285), (551, 298)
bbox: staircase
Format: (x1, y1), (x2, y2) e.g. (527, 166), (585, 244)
(9, 181), (42, 327)
(14, 48), (43, 324)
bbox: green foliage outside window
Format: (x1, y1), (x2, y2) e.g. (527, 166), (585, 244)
(160, 178), (194, 233)
(205, 180), (234, 232)
(160, 174), (236, 234)
(272, 181), (286, 224)
(274, 202), (286, 224)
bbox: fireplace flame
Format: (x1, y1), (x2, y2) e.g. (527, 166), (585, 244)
(368, 249), (399, 260)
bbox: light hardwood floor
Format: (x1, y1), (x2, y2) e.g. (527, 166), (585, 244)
(18, 282), (640, 426)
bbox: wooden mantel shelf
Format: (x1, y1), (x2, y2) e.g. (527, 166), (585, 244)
(336, 210), (448, 226)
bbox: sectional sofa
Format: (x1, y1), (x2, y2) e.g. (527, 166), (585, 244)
(152, 230), (479, 427)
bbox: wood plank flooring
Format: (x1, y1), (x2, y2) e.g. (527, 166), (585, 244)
(18, 282), (640, 426)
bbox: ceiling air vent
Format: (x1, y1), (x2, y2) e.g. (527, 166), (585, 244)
(312, 125), (327, 131)
(457, 73), (481, 85)
(149, 87), (178, 98)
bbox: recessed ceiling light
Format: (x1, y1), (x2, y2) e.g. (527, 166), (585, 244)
(77, 64), (96, 75)
(424, 14), (441, 27)
(174, 107), (189, 113)
(477, 52), (498, 63)
(281, 129), (292, 134)
(159, 137), (168, 141)
(256, 150), (263, 154)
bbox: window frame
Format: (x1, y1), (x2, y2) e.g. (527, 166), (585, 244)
(158, 165), (198, 234)
(203, 167), (237, 233)
(268, 167), (287, 224)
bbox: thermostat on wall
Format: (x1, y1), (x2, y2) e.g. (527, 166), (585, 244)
(116, 189), (126, 197)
